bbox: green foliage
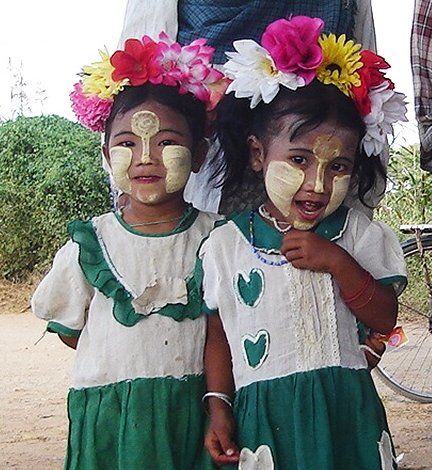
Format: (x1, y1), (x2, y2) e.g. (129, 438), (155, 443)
(375, 144), (432, 237)
(0, 115), (110, 280)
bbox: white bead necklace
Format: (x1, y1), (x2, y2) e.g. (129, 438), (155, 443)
(258, 204), (292, 234)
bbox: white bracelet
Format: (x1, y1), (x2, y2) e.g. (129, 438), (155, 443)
(202, 391), (233, 408)
(360, 344), (383, 359)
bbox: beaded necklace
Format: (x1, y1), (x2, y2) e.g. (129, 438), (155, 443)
(258, 204), (292, 234)
(249, 209), (288, 266)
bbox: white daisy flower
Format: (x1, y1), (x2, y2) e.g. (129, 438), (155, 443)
(361, 82), (408, 156)
(224, 40), (305, 108)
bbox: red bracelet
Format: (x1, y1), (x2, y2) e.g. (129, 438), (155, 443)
(341, 272), (372, 304)
(350, 278), (377, 310)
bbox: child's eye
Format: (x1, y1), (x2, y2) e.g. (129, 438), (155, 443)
(331, 161), (350, 173)
(118, 141), (135, 148)
(158, 139), (177, 146)
(290, 155), (308, 166)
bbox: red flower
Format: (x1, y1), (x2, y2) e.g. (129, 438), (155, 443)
(110, 37), (162, 86)
(352, 50), (394, 116)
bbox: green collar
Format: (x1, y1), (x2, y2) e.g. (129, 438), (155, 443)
(114, 204), (198, 237)
(232, 205), (350, 251)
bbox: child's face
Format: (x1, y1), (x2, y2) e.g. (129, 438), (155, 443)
(249, 116), (359, 230)
(105, 100), (194, 207)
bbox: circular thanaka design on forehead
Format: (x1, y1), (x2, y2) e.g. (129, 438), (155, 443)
(131, 111), (160, 164)
(109, 146), (133, 194)
(162, 146), (192, 193)
(265, 160), (304, 217)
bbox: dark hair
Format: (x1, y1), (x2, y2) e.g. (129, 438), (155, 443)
(214, 80), (386, 207)
(104, 83), (207, 148)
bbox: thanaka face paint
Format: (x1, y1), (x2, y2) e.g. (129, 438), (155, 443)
(109, 146), (133, 194)
(265, 161), (304, 217)
(109, 110), (192, 202)
(131, 111), (160, 164)
(162, 146), (192, 193)
(263, 132), (353, 230)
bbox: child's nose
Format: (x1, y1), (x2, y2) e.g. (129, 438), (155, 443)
(140, 140), (152, 164)
(304, 163), (325, 194)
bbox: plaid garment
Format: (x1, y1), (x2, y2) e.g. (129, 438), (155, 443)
(178, 0), (357, 64)
(411, 0), (432, 172)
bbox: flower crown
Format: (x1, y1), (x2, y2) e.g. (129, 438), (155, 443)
(223, 16), (408, 157)
(70, 33), (224, 133)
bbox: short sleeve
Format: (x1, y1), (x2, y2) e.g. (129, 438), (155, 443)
(196, 237), (219, 315)
(31, 241), (93, 336)
(352, 219), (407, 289)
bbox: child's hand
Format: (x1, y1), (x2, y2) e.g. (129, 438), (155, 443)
(362, 333), (386, 370)
(204, 406), (240, 466)
(281, 229), (346, 273)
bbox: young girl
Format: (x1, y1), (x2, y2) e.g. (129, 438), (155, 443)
(31, 34), (223, 470)
(198, 17), (407, 469)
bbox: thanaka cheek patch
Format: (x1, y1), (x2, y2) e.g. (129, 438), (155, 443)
(131, 111), (160, 164)
(265, 161), (304, 217)
(162, 146), (192, 193)
(324, 174), (350, 218)
(109, 146), (133, 194)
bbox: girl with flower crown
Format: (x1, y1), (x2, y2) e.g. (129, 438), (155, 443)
(197, 16), (407, 470)
(31, 34), (223, 470)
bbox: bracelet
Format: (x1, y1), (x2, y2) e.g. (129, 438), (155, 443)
(202, 392), (233, 409)
(359, 344), (383, 359)
(350, 277), (377, 310)
(341, 272), (372, 304)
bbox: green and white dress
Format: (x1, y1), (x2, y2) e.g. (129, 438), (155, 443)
(32, 207), (219, 470)
(197, 206), (406, 470)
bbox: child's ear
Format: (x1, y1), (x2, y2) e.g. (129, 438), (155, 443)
(248, 135), (265, 172)
(191, 139), (209, 173)
(102, 144), (111, 168)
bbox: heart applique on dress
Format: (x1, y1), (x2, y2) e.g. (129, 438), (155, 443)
(239, 445), (274, 470)
(242, 330), (270, 369)
(234, 269), (264, 308)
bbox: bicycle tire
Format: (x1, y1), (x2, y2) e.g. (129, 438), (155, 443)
(375, 235), (432, 403)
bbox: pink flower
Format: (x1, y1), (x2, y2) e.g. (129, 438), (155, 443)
(261, 16), (324, 84)
(156, 34), (224, 101)
(70, 82), (113, 132)
(110, 37), (162, 86)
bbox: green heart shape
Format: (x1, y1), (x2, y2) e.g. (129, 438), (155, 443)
(234, 269), (264, 307)
(242, 330), (269, 369)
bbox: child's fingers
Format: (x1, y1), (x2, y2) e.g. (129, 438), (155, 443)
(362, 335), (386, 370)
(204, 429), (239, 465)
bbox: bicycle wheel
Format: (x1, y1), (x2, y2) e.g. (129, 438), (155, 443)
(375, 235), (432, 403)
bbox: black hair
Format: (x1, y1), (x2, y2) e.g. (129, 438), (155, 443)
(214, 80), (386, 207)
(104, 83), (207, 149)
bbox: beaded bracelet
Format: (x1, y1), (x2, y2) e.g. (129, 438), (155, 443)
(202, 392), (233, 409)
(341, 272), (372, 304)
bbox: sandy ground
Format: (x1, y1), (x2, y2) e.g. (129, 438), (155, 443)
(1, 281), (431, 469)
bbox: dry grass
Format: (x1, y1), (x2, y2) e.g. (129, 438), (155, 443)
(0, 279), (38, 314)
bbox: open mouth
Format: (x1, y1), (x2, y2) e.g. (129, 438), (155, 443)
(295, 200), (326, 220)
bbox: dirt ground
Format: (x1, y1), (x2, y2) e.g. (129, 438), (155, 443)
(1, 280), (431, 470)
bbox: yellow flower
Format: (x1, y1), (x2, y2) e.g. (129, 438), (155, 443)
(81, 48), (128, 99)
(316, 34), (362, 96)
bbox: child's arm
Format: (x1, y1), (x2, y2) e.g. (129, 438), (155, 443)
(281, 230), (397, 334)
(58, 334), (79, 350)
(204, 314), (240, 465)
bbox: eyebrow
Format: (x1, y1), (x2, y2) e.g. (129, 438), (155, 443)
(112, 130), (135, 139)
(289, 147), (314, 154)
(158, 128), (185, 136)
